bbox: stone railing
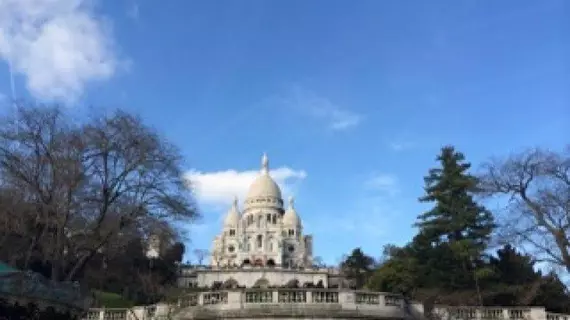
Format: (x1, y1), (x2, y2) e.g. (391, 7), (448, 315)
(178, 264), (340, 274)
(82, 289), (570, 320)
(547, 312), (570, 320)
(430, 306), (565, 320)
(83, 289), (416, 319)
(83, 305), (163, 320)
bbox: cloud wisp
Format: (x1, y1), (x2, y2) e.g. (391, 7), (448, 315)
(0, 0), (121, 103)
(279, 87), (363, 131)
(389, 141), (416, 152)
(364, 173), (400, 197)
(185, 167), (307, 209)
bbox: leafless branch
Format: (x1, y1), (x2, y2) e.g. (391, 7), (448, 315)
(0, 103), (198, 282)
(478, 146), (570, 272)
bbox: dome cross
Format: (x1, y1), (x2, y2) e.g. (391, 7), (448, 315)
(261, 153), (269, 174)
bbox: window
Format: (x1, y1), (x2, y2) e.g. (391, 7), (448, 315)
(288, 245), (295, 253)
(256, 235), (263, 248)
(288, 229), (294, 236)
(228, 245), (235, 253)
(272, 215), (277, 224)
(266, 213), (271, 222)
(229, 229), (235, 236)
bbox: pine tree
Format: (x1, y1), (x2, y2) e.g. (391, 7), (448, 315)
(412, 146), (495, 298)
(415, 146), (495, 255)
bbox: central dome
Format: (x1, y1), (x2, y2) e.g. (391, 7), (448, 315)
(244, 154), (283, 210)
(247, 174), (282, 200)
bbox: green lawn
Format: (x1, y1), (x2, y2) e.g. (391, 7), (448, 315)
(92, 291), (135, 308)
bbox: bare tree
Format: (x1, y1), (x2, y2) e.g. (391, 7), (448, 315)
(193, 249), (209, 266)
(0, 104), (198, 281)
(478, 146), (570, 272)
(312, 256), (325, 268)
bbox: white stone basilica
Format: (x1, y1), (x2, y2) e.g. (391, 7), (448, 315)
(210, 153), (312, 269)
(178, 154), (344, 289)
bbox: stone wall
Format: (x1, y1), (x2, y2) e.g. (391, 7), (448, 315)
(178, 267), (331, 288)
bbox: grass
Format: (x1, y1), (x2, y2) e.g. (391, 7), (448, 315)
(92, 290), (135, 308)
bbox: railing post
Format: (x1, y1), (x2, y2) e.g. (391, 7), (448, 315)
(475, 308), (482, 320)
(272, 289), (279, 303)
(98, 309), (105, 320)
(530, 307), (548, 320)
(379, 293), (385, 306)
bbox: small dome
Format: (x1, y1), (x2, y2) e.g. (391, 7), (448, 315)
(224, 196), (240, 226)
(245, 153), (282, 200)
(283, 196), (301, 226)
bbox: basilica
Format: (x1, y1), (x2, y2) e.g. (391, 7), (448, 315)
(177, 154), (346, 289)
(211, 153), (312, 269)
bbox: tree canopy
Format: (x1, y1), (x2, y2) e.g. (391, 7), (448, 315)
(346, 145), (570, 313)
(0, 103), (197, 304)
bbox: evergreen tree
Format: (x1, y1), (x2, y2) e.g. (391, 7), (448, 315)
(340, 248), (376, 289)
(415, 146), (495, 257)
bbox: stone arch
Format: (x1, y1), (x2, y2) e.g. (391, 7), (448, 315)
(253, 277), (270, 289)
(284, 278), (300, 288)
(266, 259), (276, 267)
(223, 278), (239, 289)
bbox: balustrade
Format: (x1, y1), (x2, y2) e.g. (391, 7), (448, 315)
(548, 313), (570, 320)
(433, 307), (534, 320)
(277, 289), (307, 303)
(245, 290), (273, 303)
(202, 292), (228, 305)
(355, 292), (380, 304)
(82, 289), (570, 320)
(480, 308), (505, 319)
(312, 290), (339, 303)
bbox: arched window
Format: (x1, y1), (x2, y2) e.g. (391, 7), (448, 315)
(256, 235), (263, 248)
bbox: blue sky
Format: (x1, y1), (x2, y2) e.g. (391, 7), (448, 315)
(0, 0), (568, 265)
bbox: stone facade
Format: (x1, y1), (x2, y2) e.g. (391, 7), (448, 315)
(178, 154), (347, 289)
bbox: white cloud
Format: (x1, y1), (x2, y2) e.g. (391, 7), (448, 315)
(185, 167), (307, 208)
(389, 141), (415, 152)
(283, 87), (363, 131)
(126, 0), (139, 21)
(364, 173), (400, 197)
(0, 0), (120, 103)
